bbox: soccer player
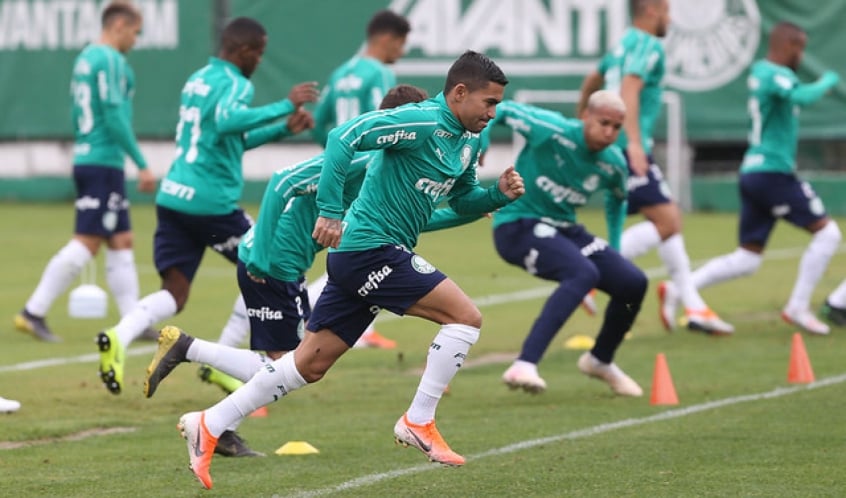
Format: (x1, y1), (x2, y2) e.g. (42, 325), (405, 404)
(14, 2), (154, 343)
(173, 51), (523, 489)
(308, 9), (411, 349)
(95, 16), (318, 402)
(578, 0), (733, 335)
(685, 22), (841, 335)
(492, 93), (646, 396)
(0, 396), (21, 413)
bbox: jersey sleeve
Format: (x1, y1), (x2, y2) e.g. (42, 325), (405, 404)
(215, 78), (296, 135)
(622, 36), (661, 79)
(96, 52), (147, 168)
(311, 83), (335, 147)
(422, 207), (484, 232)
(448, 155), (512, 215)
(244, 163), (323, 277)
(601, 151), (629, 250)
(317, 108), (432, 219)
(489, 100), (562, 147)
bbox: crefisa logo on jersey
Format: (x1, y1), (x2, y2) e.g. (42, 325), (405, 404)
(664, 0), (761, 92)
(376, 129), (417, 145)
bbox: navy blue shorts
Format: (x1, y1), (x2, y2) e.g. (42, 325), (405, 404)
(73, 165), (130, 236)
(493, 219), (646, 297)
(306, 245), (447, 347)
(237, 260), (309, 352)
(153, 205), (251, 281)
(739, 172), (827, 246)
(624, 154), (673, 214)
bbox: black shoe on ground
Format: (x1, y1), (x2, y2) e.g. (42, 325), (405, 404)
(14, 309), (61, 342)
(821, 300), (846, 326)
(215, 430), (265, 457)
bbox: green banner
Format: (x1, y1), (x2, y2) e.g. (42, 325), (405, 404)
(1, 0), (845, 141)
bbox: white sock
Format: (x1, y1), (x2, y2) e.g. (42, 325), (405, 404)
(691, 248), (763, 290)
(827, 280), (846, 307)
(25, 239), (92, 316)
(513, 359), (539, 376)
(306, 272), (329, 307)
(186, 338), (269, 382)
(105, 249), (139, 317)
(406, 324), (479, 425)
(786, 222), (841, 312)
(658, 234), (707, 311)
(204, 352), (307, 437)
(217, 294), (250, 347)
(115, 290), (178, 347)
(620, 221), (661, 260)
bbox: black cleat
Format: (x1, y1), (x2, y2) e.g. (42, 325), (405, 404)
(14, 309), (61, 342)
(143, 326), (195, 398)
(215, 430), (265, 457)
(821, 300), (846, 327)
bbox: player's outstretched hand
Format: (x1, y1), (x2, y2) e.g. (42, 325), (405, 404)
(288, 82), (320, 107)
(137, 169), (157, 193)
(498, 166), (525, 200)
(626, 142), (649, 176)
(312, 216), (343, 249)
(287, 108), (315, 134)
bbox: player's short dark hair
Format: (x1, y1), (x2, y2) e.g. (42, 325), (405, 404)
(443, 50), (508, 94)
(101, 1), (141, 27)
(220, 17), (267, 53)
(366, 10), (411, 38)
(379, 84), (429, 110)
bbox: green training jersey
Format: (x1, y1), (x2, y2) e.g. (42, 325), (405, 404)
(156, 57), (296, 215)
(312, 56), (396, 146)
(741, 60), (801, 174)
(488, 101), (628, 249)
(70, 43), (145, 169)
(240, 151), (483, 281)
(318, 93), (512, 252)
(599, 27), (665, 153)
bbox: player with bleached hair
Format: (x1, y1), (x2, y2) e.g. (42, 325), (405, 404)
(492, 91), (646, 396)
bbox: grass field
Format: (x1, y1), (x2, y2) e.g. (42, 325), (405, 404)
(2, 203), (846, 497)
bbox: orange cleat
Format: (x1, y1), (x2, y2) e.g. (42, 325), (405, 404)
(178, 411), (218, 489)
(393, 413), (465, 466)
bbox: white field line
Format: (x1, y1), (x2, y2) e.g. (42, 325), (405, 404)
(1, 244), (841, 374)
(286, 374), (846, 498)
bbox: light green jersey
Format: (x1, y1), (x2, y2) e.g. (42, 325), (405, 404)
(70, 43), (145, 169)
(156, 57), (297, 215)
(312, 56), (396, 146)
(741, 60), (802, 174)
(318, 93), (511, 252)
(489, 101), (628, 249)
(599, 27), (665, 153)
(240, 151), (483, 281)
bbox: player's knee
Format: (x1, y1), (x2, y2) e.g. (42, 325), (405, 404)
(733, 248), (763, 276)
(562, 262), (600, 294)
(456, 306), (483, 329)
(813, 220), (842, 248)
(441, 323), (481, 346)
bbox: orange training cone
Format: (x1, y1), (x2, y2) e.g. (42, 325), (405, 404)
(787, 332), (815, 384)
(650, 353), (679, 405)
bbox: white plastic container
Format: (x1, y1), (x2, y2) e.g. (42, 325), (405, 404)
(68, 261), (108, 319)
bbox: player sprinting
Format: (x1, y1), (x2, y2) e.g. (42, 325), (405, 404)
(94, 17), (317, 398)
(685, 22), (841, 335)
(578, 0), (733, 335)
(492, 93), (646, 396)
(308, 9), (411, 349)
(15, 2), (154, 343)
(171, 51), (523, 489)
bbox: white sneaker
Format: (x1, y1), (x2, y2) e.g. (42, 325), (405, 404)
(686, 309), (735, 335)
(577, 352), (643, 397)
(0, 397), (21, 413)
(657, 281), (678, 332)
(781, 308), (830, 335)
(502, 362), (547, 394)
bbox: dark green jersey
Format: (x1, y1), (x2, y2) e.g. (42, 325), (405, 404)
(318, 93), (512, 252)
(70, 44), (145, 169)
(489, 101), (628, 249)
(312, 56), (396, 146)
(599, 27), (665, 153)
(156, 57), (297, 215)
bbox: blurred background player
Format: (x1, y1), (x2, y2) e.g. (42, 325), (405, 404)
(15, 1), (155, 343)
(685, 22), (841, 335)
(307, 9), (411, 349)
(94, 17), (317, 403)
(578, 0), (733, 335)
(492, 92), (646, 397)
